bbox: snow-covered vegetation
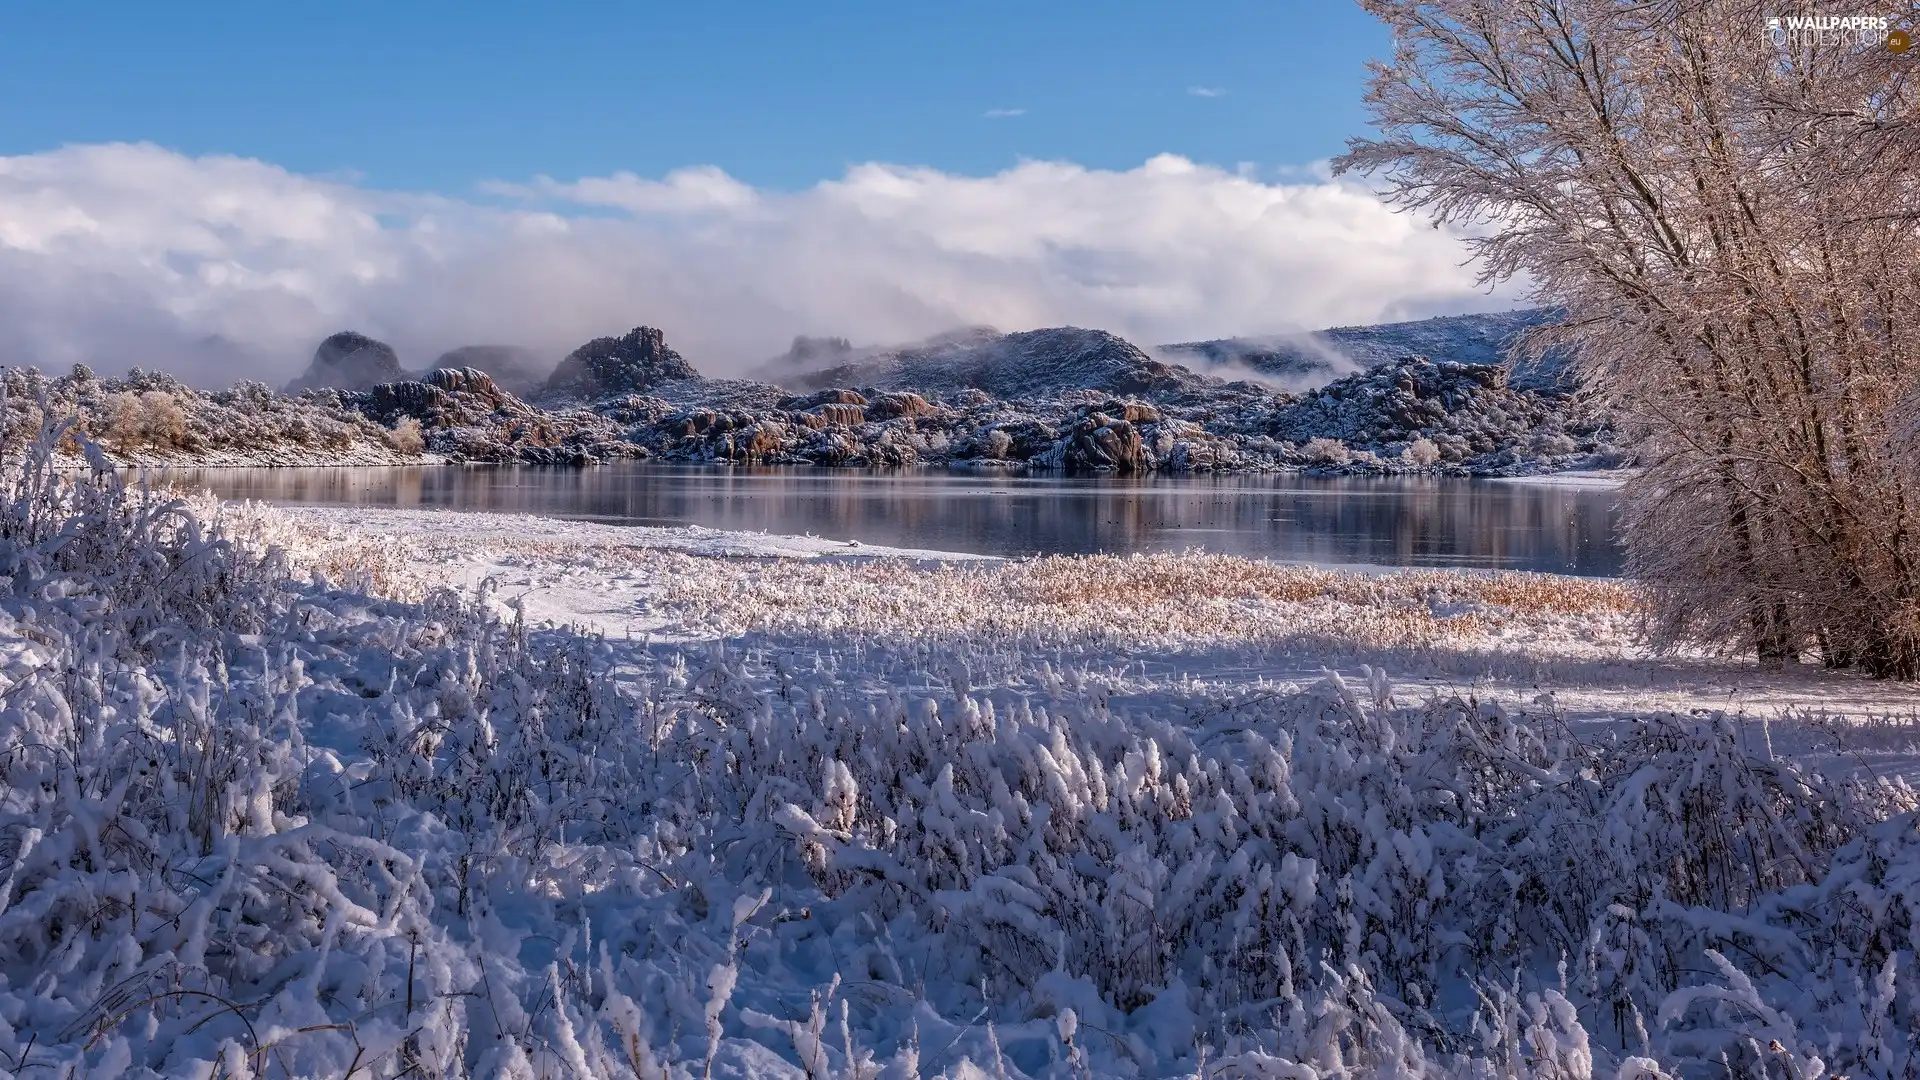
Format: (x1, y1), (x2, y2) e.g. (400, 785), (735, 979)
(5, 407), (1919, 1077)
(0, 366), (429, 468)
(1341, 0), (1920, 675)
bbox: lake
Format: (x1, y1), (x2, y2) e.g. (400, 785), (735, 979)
(162, 463), (1625, 575)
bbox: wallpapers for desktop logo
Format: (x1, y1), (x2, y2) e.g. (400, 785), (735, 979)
(1765, 13), (1909, 51)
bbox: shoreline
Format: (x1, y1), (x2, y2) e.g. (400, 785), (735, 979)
(98, 451), (1633, 482)
(279, 502), (1920, 746)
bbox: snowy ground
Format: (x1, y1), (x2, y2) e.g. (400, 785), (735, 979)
(285, 503), (1920, 776)
(11, 464), (1920, 1079)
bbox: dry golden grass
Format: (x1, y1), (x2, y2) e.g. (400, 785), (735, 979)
(635, 549), (1641, 655)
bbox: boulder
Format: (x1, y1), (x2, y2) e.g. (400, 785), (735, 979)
(1053, 412), (1149, 472)
(811, 403), (867, 427)
(432, 345), (550, 397)
(779, 387), (869, 410)
(1098, 399), (1162, 424)
(867, 392), (938, 421)
(424, 367), (514, 407)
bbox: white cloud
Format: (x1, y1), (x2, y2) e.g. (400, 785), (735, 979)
(0, 142), (1513, 386)
(1187, 86), (1227, 98)
(981, 108), (1027, 119)
(480, 165), (762, 215)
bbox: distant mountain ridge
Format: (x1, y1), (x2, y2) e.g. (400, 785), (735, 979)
(755, 326), (1220, 400)
(752, 309), (1568, 400)
(279, 309), (1570, 408)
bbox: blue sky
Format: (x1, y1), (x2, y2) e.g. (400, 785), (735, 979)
(0, 1), (1388, 191)
(0, 3), (1513, 383)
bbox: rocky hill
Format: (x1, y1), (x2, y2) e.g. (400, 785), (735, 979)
(760, 326), (1221, 400)
(282, 331), (407, 394)
(1264, 354), (1605, 469)
(544, 326), (700, 399)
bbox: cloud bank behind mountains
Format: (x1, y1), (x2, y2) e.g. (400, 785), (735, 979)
(0, 142), (1515, 386)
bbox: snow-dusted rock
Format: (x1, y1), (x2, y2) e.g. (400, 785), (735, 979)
(1264, 354), (1608, 471)
(544, 325), (700, 398)
(430, 344), (551, 397)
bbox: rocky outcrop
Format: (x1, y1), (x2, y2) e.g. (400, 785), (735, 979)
(1051, 412), (1149, 472)
(356, 368), (526, 426)
(545, 327), (699, 399)
(779, 388), (868, 410)
(363, 381), (455, 420)
(423, 366), (515, 407)
(867, 392), (940, 421)
(807, 403), (867, 427)
(323, 363), (648, 464)
(284, 331), (405, 393)
(1263, 355), (1604, 468)
(432, 345), (550, 397)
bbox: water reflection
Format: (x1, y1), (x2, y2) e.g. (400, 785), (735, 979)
(161, 463), (1624, 575)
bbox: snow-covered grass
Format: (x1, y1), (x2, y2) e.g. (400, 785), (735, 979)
(5, 417), (1920, 1078)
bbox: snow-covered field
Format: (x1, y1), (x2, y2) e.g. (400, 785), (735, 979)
(5, 437), (1920, 1078)
(283, 504), (1920, 743)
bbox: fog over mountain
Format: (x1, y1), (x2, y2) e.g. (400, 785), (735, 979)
(0, 143), (1521, 386)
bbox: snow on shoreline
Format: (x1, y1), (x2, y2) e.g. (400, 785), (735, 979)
(276, 504), (998, 563)
(1489, 468), (1629, 489)
(284, 502), (1920, 738)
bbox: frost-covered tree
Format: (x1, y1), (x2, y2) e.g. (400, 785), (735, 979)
(1338, 0), (1920, 676)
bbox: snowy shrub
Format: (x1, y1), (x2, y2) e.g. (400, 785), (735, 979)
(386, 415), (427, 455)
(4, 366), (428, 467)
(1301, 437), (1351, 466)
(1404, 437), (1441, 467)
(103, 390), (153, 451)
(144, 390), (191, 446)
(1529, 431), (1578, 457)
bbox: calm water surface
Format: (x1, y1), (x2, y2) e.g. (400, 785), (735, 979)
(167, 463), (1625, 575)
